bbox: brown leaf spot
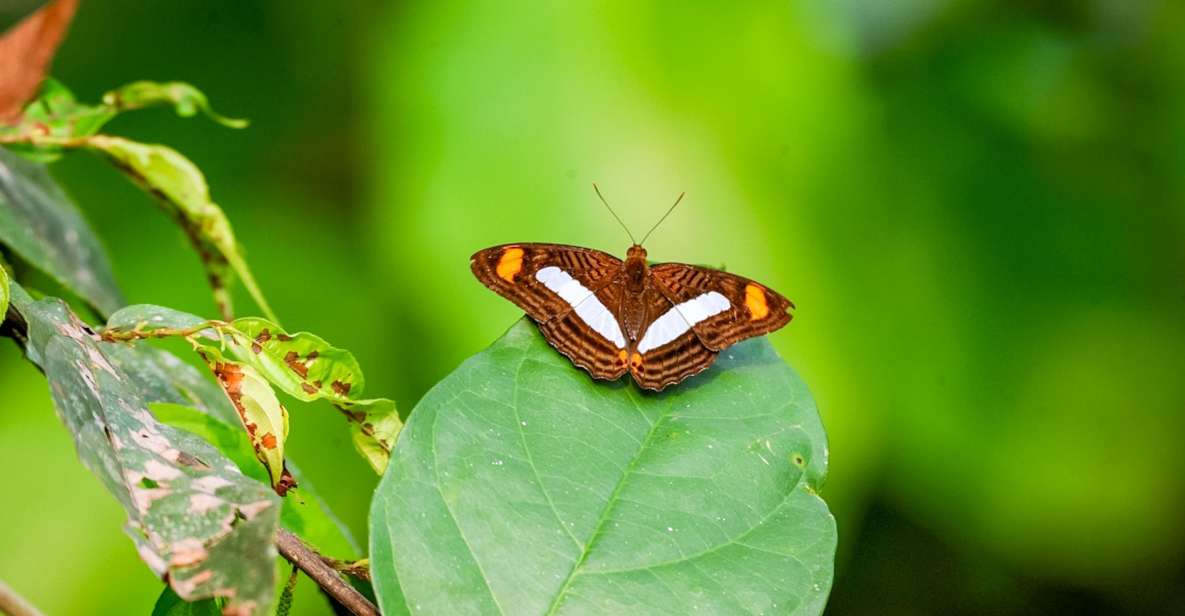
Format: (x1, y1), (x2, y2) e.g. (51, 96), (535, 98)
(276, 333), (293, 342)
(176, 451), (210, 470)
(274, 465), (297, 496)
(260, 433), (277, 449)
(331, 380), (352, 396)
(251, 328), (271, 354)
(300, 382), (318, 395)
(168, 538), (209, 568)
(283, 351), (309, 378)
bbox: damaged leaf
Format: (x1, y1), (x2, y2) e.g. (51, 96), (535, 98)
(152, 402), (360, 558)
(85, 135), (275, 322)
(1, 78), (273, 322)
(98, 337), (358, 554)
(104, 81), (248, 129)
(103, 306), (402, 474)
(0, 147), (125, 314)
(8, 281), (279, 615)
(226, 317), (401, 474)
(194, 343), (294, 496)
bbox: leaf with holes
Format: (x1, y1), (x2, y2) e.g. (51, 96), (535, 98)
(0, 147), (125, 314)
(370, 319), (836, 615)
(8, 282), (279, 615)
(194, 344), (294, 495)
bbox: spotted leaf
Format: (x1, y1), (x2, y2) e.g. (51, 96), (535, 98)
(8, 281), (280, 615)
(194, 344), (294, 496)
(226, 317), (402, 473)
(84, 136), (276, 322)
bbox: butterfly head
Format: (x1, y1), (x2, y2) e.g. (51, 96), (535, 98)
(625, 244), (649, 292)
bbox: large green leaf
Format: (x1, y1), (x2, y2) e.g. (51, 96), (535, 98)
(8, 283), (279, 615)
(0, 147), (124, 314)
(370, 319), (836, 615)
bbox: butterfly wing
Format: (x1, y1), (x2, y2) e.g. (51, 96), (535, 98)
(649, 263), (794, 351)
(627, 286), (720, 391)
(471, 243), (629, 380)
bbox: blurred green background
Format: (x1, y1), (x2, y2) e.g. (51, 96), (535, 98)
(2, 1), (1184, 614)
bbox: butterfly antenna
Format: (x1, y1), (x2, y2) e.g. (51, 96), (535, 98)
(639, 191), (685, 245)
(593, 182), (637, 244)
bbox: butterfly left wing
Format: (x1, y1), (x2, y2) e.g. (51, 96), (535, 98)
(649, 263), (794, 351)
(627, 286), (721, 391)
(471, 243), (629, 380)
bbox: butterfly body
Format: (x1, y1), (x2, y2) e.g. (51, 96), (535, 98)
(471, 242), (793, 391)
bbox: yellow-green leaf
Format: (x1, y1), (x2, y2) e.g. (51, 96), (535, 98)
(84, 135), (276, 322)
(0, 265), (9, 319)
(226, 317), (402, 473)
(103, 81), (248, 129)
(194, 344), (294, 495)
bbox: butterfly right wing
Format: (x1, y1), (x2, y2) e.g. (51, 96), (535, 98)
(471, 243), (629, 380)
(649, 262), (794, 351)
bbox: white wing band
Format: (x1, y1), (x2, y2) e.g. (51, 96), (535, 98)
(636, 291), (731, 354)
(535, 266), (626, 349)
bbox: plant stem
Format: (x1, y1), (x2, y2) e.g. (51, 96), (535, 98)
(0, 578), (46, 616)
(275, 529), (378, 616)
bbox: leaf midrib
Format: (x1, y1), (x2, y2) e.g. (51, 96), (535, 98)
(542, 385), (668, 616)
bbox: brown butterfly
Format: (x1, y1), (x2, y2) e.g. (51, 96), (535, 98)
(470, 186), (794, 391)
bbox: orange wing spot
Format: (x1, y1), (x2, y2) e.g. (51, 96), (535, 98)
(495, 247), (525, 282)
(745, 283), (770, 320)
(618, 349), (629, 364)
(630, 352), (643, 370)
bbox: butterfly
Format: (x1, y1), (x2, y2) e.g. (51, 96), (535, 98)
(470, 187), (794, 391)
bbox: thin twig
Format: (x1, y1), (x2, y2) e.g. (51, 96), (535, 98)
(0, 578), (46, 616)
(275, 529), (378, 616)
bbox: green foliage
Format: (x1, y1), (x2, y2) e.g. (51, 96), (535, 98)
(370, 319), (835, 614)
(103, 81), (248, 128)
(152, 403), (359, 558)
(0, 79), (274, 322)
(0, 148), (124, 315)
(193, 343), (294, 494)
(8, 281), (280, 614)
(105, 304), (403, 474)
(0, 264), (8, 319)
(89, 135), (275, 322)
(150, 587), (221, 616)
